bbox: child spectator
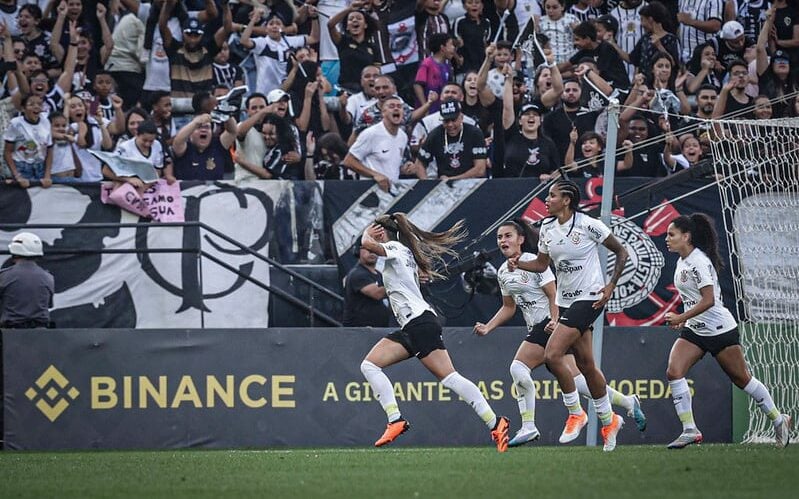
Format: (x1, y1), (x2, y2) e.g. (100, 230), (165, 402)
(67, 95), (112, 182)
(452, 0), (491, 77)
(3, 94), (52, 188)
(414, 32), (456, 111)
(48, 112), (82, 183)
(539, 0), (578, 64)
(327, 4), (379, 92)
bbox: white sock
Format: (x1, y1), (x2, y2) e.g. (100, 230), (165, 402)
(574, 373), (590, 398)
(593, 394), (613, 426)
(562, 390), (583, 416)
(360, 360), (401, 423)
(669, 378), (697, 431)
(510, 360), (537, 428)
(743, 377), (782, 425)
(441, 371), (497, 429)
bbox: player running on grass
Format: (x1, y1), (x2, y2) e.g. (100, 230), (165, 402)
(359, 213), (511, 452)
(474, 218), (646, 447)
(664, 214), (792, 449)
(509, 179), (629, 451)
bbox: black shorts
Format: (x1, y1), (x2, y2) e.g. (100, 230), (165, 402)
(558, 301), (602, 333)
(680, 327), (740, 357)
(524, 318), (551, 348)
(386, 311), (445, 359)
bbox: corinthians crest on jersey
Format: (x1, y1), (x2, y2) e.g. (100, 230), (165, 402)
(497, 252), (555, 328)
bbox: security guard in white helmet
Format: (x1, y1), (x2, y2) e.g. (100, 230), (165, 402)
(1, 232), (54, 329)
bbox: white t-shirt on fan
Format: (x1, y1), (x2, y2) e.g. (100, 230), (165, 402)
(348, 122), (408, 181)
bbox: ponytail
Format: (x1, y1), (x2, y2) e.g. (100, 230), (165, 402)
(672, 213), (723, 271)
(374, 212), (466, 280)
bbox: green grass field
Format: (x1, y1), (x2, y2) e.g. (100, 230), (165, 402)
(1, 445), (796, 498)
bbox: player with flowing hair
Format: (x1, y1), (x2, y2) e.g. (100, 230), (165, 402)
(475, 218), (646, 447)
(359, 212), (510, 452)
(509, 179), (629, 451)
(664, 214), (792, 449)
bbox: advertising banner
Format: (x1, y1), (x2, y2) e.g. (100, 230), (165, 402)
(3, 327), (731, 450)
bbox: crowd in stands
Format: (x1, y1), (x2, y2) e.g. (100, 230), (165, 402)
(0, 0), (797, 188)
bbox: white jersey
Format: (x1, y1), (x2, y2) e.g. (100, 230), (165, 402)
(138, 3), (185, 92)
(380, 241), (434, 328)
(674, 248), (737, 336)
(538, 213), (610, 307)
(539, 14), (578, 64)
(115, 137), (164, 170)
(346, 93), (377, 125)
(610, 3), (646, 81)
(498, 252), (556, 329)
(251, 35), (307, 96)
(679, 0), (723, 63)
(348, 121), (408, 181)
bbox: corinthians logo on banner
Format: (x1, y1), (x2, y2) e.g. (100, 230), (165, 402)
(25, 365), (80, 422)
(606, 215), (665, 314)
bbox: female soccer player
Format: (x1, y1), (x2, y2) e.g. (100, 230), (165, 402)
(664, 214), (792, 449)
(359, 213), (510, 452)
(509, 179), (629, 451)
(475, 219), (646, 447)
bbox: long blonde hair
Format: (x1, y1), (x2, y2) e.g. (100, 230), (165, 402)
(375, 212), (466, 280)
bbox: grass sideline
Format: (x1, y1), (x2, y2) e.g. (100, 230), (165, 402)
(1, 444), (796, 498)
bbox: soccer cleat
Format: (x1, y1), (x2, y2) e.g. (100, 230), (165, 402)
(667, 428), (703, 449)
(601, 414), (624, 452)
(374, 419), (410, 447)
(491, 416), (510, 453)
(775, 414), (792, 448)
(559, 411), (589, 444)
(508, 426), (541, 447)
(628, 394), (647, 432)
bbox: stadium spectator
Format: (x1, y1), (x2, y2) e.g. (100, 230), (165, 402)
(617, 113), (669, 177)
(351, 74), (433, 141)
(562, 21), (629, 89)
(343, 94), (419, 191)
(663, 132), (707, 170)
(502, 101), (559, 179)
(628, 2), (680, 78)
(685, 42), (724, 93)
(539, 0), (578, 64)
(342, 240), (390, 327)
(105, 119), (170, 187)
(771, 0), (799, 66)
(3, 94), (52, 188)
(68, 94), (112, 182)
(756, 7), (797, 118)
(412, 82), (477, 147)
(342, 65), (380, 127)
(608, 0), (646, 81)
(452, 0), (492, 77)
(327, 3), (378, 93)
(234, 91), (270, 180)
(239, 7), (320, 98)
(414, 32), (457, 112)
(416, 0), (451, 60)
(104, 5), (145, 111)
(259, 112), (302, 179)
(416, 100), (487, 179)
(709, 20), (751, 69)
(713, 59), (754, 118)
(0, 232), (53, 329)
(565, 130), (605, 177)
(663, 213), (791, 449)
(677, 0), (723, 64)
(543, 79), (600, 164)
(48, 112), (82, 183)
(171, 112), (235, 181)
(305, 131), (355, 180)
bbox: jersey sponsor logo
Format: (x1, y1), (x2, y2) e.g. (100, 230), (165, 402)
(606, 215), (665, 313)
(562, 289), (583, 299)
(557, 260), (583, 274)
(586, 224), (603, 240)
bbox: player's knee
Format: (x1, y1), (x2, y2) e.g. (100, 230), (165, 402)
(360, 360), (381, 376)
(665, 364), (682, 381)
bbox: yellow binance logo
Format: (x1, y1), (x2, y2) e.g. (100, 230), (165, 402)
(25, 365), (80, 422)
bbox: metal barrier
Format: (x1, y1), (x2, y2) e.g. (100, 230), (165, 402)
(0, 221), (343, 327)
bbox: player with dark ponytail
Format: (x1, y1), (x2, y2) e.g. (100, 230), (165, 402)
(509, 179), (631, 451)
(474, 218), (645, 447)
(664, 213), (791, 448)
(358, 213), (511, 452)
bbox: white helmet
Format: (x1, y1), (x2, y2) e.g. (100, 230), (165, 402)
(8, 232), (44, 257)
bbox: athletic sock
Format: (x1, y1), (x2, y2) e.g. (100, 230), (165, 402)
(593, 394), (613, 426)
(574, 373), (590, 398)
(360, 360), (401, 423)
(510, 360), (537, 427)
(441, 371), (496, 429)
(562, 390), (583, 416)
(669, 378), (697, 431)
(608, 386), (634, 413)
(743, 377), (782, 425)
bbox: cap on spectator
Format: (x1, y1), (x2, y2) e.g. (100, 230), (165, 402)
(520, 102), (543, 115)
(721, 20), (744, 40)
(440, 100), (462, 120)
(267, 89), (294, 115)
(265, 11), (288, 25)
(183, 18), (204, 35)
(773, 50), (790, 64)
(595, 15), (618, 34)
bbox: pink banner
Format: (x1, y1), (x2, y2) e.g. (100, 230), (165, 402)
(101, 180), (185, 222)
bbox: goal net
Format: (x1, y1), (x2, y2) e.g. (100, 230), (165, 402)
(709, 116), (799, 444)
